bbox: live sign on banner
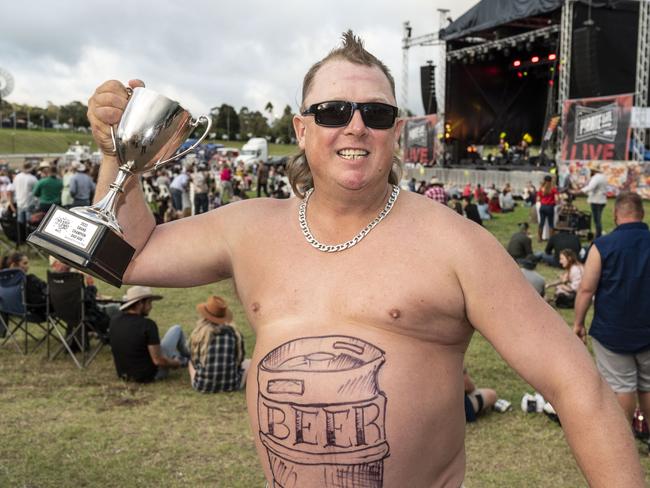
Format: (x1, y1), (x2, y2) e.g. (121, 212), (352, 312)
(402, 114), (439, 166)
(561, 93), (633, 162)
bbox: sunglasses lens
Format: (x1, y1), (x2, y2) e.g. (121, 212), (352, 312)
(362, 104), (396, 129)
(306, 101), (397, 129)
(314, 102), (351, 126)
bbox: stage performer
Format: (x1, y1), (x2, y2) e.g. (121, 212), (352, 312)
(87, 31), (643, 488)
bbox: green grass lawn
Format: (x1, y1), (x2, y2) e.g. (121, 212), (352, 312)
(0, 128), (295, 159)
(0, 197), (648, 487)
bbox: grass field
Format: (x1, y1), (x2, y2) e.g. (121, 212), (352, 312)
(0, 197), (648, 487)
(0, 128), (295, 159)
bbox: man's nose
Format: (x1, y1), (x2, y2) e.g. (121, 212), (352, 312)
(344, 109), (368, 135)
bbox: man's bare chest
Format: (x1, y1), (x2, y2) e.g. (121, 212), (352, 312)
(233, 238), (470, 345)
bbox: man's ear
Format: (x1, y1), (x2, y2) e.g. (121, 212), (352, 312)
(294, 115), (307, 150)
(393, 117), (405, 148)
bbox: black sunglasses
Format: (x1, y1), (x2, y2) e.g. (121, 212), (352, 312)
(301, 100), (398, 129)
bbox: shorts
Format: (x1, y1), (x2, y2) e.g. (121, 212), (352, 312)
(464, 391), (484, 423)
(592, 338), (650, 393)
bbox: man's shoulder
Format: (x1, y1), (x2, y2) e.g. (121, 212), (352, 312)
(396, 191), (482, 237)
(220, 196), (294, 218)
(111, 312), (153, 327)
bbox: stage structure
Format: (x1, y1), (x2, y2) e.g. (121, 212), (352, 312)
(406, 0), (650, 197)
(401, 8), (449, 121)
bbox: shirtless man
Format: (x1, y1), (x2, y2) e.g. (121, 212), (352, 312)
(87, 32), (642, 488)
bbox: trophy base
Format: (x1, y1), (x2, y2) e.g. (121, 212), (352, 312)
(27, 206), (135, 288)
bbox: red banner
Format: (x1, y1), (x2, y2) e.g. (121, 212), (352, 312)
(402, 114), (439, 166)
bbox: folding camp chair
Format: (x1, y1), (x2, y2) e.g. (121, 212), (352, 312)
(0, 268), (49, 354)
(47, 271), (106, 368)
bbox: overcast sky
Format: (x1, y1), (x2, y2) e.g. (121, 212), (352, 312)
(2, 0), (478, 120)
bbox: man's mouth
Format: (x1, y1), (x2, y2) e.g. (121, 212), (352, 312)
(337, 149), (369, 160)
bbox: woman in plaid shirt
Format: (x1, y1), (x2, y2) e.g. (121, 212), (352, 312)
(188, 296), (251, 393)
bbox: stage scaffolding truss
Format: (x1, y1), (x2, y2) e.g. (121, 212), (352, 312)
(445, 25), (560, 61)
(633, 0), (650, 161)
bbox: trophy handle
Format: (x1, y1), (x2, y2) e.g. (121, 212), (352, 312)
(154, 115), (212, 169)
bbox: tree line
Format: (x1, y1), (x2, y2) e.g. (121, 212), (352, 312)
(0, 99), (297, 143)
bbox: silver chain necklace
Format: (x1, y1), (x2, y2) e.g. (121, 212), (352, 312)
(298, 185), (400, 253)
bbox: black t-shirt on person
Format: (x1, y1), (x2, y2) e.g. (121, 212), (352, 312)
(464, 203), (483, 226)
(545, 231), (581, 261)
(507, 231), (533, 260)
(109, 313), (160, 383)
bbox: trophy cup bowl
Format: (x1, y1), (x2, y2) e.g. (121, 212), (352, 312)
(27, 87), (212, 286)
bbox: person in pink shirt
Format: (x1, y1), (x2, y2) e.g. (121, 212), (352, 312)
(219, 163), (233, 202)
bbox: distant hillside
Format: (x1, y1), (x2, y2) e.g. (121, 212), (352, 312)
(0, 128), (296, 158)
(0, 128), (96, 154)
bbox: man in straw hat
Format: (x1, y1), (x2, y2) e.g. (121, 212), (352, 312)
(188, 295), (250, 393)
(109, 286), (189, 383)
(88, 31), (642, 487)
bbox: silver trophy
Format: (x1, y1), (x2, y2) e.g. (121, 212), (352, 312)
(74, 86), (211, 235)
(28, 87), (212, 286)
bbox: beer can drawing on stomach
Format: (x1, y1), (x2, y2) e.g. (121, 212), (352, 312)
(258, 335), (389, 488)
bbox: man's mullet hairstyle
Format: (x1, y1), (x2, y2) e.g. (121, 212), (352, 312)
(287, 29), (402, 198)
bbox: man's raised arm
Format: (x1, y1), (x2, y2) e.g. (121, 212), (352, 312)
(87, 79), (234, 287)
(88, 79), (155, 254)
(451, 221), (643, 487)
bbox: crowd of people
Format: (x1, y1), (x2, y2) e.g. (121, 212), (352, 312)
(0, 153), (294, 234)
(0, 159), (97, 229)
(142, 157), (292, 224)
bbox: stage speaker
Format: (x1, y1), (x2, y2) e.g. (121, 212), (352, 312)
(572, 24), (600, 97)
(420, 64), (437, 114)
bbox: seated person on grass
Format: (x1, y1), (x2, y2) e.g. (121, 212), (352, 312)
(188, 295), (251, 393)
(546, 249), (584, 309)
(464, 368), (497, 423)
(2, 252), (47, 321)
(506, 222), (533, 263)
(109, 286), (189, 383)
(535, 228), (581, 268)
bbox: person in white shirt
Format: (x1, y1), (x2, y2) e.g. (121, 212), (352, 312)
(169, 170), (189, 212)
(12, 162), (37, 224)
(576, 166), (608, 237)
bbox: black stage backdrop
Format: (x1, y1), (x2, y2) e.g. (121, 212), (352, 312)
(570, 1), (639, 99)
(445, 55), (550, 146)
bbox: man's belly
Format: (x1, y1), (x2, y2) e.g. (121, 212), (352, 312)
(246, 324), (467, 488)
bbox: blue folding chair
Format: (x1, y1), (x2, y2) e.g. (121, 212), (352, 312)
(0, 268), (48, 354)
